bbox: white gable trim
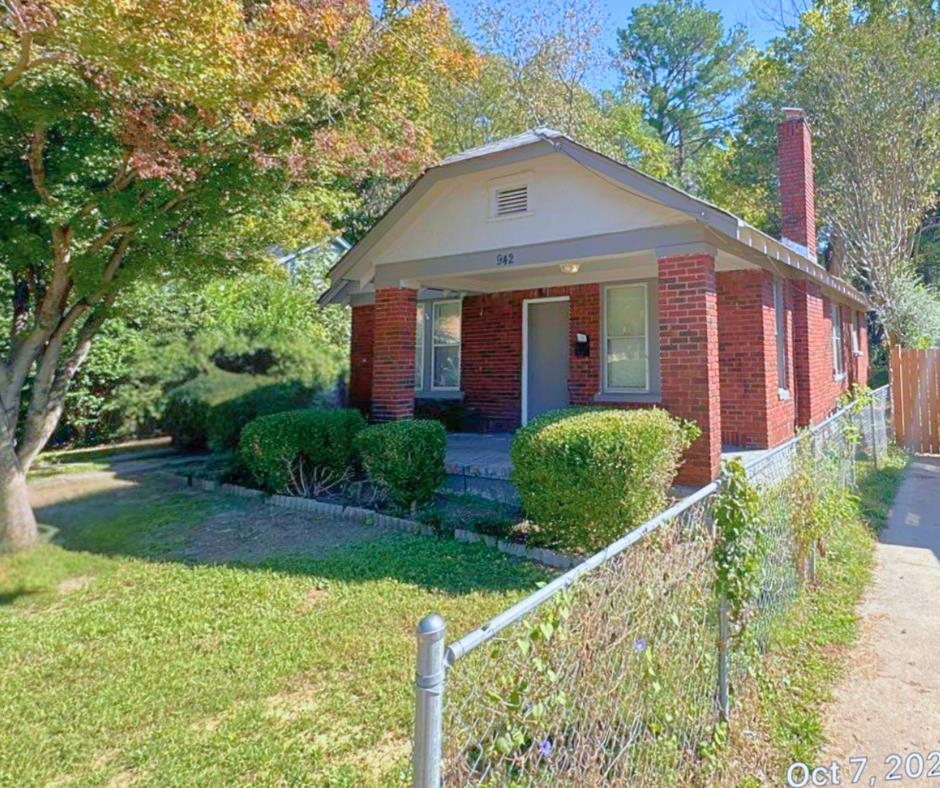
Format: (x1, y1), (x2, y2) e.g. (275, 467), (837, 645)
(322, 131), (870, 311)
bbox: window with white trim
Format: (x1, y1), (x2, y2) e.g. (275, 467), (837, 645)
(851, 311), (861, 355)
(604, 284), (649, 391)
(431, 300), (461, 390)
(414, 304), (425, 390)
(773, 276), (788, 391)
(831, 302), (845, 378)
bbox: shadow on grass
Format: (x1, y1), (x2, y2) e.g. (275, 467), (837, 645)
(0, 587), (38, 606)
(32, 462), (548, 596)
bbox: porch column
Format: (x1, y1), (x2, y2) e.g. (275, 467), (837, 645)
(658, 250), (722, 486)
(373, 287), (417, 421)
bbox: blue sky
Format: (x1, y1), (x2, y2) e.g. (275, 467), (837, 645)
(442, 0), (779, 46)
(435, 0), (780, 88)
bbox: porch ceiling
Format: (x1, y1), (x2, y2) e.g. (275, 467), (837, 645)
(409, 247), (760, 294)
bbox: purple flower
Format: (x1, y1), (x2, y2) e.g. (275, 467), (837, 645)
(634, 638), (647, 653)
(538, 738), (553, 758)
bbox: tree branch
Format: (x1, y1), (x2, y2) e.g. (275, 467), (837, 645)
(17, 294), (116, 469)
(0, 26), (32, 91)
(27, 127), (52, 204)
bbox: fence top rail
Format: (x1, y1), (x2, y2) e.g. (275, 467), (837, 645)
(743, 384), (890, 481)
(442, 385), (886, 666)
(445, 479), (719, 666)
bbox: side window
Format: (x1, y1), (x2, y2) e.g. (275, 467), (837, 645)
(831, 302), (844, 377)
(774, 277), (788, 390)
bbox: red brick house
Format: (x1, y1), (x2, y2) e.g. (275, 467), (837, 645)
(321, 109), (870, 485)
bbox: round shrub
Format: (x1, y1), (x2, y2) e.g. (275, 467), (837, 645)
(206, 380), (316, 453)
(510, 408), (700, 552)
(239, 408), (366, 493)
(163, 370), (263, 449)
(355, 420), (446, 512)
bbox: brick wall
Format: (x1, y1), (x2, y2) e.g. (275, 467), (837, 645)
(461, 284), (600, 430)
(658, 254), (721, 485)
(372, 288), (417, 421)
(716, 270), (795, 448)
(349, 304), (374, 413)
(792, 280), (853, 426)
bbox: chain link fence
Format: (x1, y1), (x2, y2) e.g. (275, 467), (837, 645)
(412, 386), (892, 787)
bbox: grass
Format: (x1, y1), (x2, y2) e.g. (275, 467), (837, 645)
(727, 451), (908, 785)
(0, 474), (547, 786)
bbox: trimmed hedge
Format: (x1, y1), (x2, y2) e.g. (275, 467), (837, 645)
(163, 370), (263, 449)
(355, 419), (446, 511)
(206, 380), (314, 452)
(511, 407), (700, 552)
(240, 408), (366, 492)
(163, 370), (318, 452)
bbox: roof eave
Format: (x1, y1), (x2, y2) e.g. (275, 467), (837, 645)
(734, 222), (871, 310)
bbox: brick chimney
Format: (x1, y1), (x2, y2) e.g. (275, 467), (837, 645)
(777, 107), (816, 260)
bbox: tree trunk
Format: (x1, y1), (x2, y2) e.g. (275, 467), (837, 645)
(0, 468), (38, 550)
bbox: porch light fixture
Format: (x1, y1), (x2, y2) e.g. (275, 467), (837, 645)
(560, 262), (580, 274)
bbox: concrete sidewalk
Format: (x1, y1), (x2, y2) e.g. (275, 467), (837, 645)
(821, 456), (940, 776)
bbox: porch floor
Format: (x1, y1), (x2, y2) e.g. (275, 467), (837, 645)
(445, 432), (776, 483)
(445, 433), (515, 480)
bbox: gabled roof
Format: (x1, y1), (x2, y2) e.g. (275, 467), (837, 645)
(323, 129), (870, 310)
(439, 127), (566, 165)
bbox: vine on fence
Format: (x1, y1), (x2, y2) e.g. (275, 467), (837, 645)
(476, 589), (573, 766)
(789, 434), (858, 582)
(839, 384), (874, 451)
(713, 460), (766, 636)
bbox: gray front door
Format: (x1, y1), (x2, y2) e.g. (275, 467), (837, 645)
(525, 300), (570, 422)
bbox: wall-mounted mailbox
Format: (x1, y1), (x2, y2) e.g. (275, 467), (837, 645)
(575, 332), (590, 357)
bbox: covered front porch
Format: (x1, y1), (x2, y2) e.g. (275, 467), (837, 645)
(354, 234), (793, 486)
(443, 432), (778, 502)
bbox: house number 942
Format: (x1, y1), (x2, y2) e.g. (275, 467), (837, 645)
(496, 252), (515, 266)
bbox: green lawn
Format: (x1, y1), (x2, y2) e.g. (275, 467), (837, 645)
(0, 472), (546, 786)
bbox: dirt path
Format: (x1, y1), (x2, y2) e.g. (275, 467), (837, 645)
(820, 456), (940, 784)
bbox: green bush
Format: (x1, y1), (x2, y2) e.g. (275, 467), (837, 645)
(240, 408), (366, 493)
(206, 380), (316, 453)
(511, 408), (700, 552)
(355, 420), (446, 511)
(163, 369), (328, 452)
(163, 370), (264, 449)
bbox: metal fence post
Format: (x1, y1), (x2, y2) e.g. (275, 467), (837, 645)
(414, 613), (446, 788)
(869, 399), (880, 469)
(718, 597), (730, 723)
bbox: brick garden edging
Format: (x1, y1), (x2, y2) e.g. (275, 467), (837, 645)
(173, 474), (579, 571)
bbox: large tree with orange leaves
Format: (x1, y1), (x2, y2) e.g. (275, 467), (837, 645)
(0, 0), (470, 549)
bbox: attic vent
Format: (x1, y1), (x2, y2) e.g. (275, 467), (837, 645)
(495, 185), (528, 216)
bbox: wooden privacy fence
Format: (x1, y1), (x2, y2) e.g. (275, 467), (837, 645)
(891, 347), (940, 454)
